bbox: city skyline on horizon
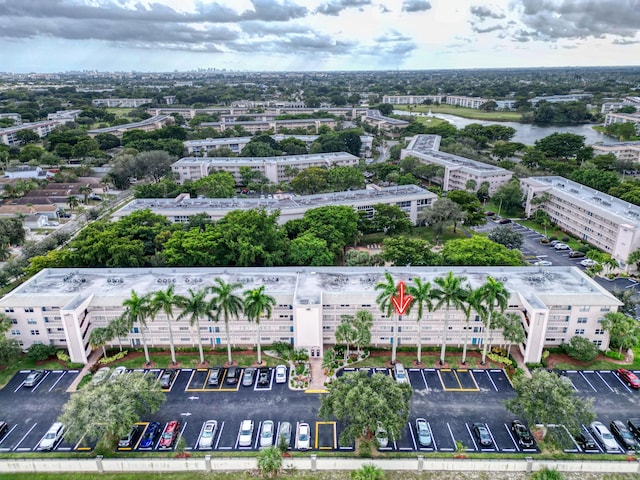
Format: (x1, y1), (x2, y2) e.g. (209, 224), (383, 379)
(0, 0), (639, 74)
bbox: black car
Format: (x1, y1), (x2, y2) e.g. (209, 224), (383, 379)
(0, 421), (8, 438)
(575, 431), (597, 451)
(511, 420), (535, 448)
(568, 250), (586, 258)
(207, 367), (223, 386)
(225, 366), (239, 385)
(472, 423), (493, 447)
(160, 369), (178, 389)
(499, 218), (512, 224)
(23, 370), (45, 387)
(258, 367), (270, 386)
(610, 420), (638, 451)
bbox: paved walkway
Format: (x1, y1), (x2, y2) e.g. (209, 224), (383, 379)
(305, 358), (327, 392)
(510, 348), (532, 378)
(66, 349), (102, 393)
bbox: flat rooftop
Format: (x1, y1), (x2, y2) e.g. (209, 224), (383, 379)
(172, 152), (358, 166)
(88, 115), (169, 134)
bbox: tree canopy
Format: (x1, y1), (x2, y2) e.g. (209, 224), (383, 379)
(441, 236), (523, 266)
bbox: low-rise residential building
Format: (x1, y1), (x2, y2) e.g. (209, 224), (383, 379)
(604, 112), (640, 133)
(0, 204), (59, 219)
(0, 266), (620, 364)
(112, 184), (436, 225)
(146, 106), (367, 120)
(0, 119), (72, 146)
(91, 98), (152, 108)
(445, 95), (490, 109)
(47, 110), (82, 121)
(382, 95), (443, 105)
(171, 152), (359, 184)
(401, 134), (513, 194)
(361, 109), (409, 129)
(591, 141), (640, 163)
(3, 166), (44, 179)
(0, 113), (22, 125)
(522, 176), (640, 265)
(199, 118), (337, 134)
(530, 94), (592, 105)
(87, 115), (172, 138)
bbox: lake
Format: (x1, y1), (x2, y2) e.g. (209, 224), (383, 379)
(394, 110), (615, 146)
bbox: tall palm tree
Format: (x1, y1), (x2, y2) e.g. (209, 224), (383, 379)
(88, 326), (109, 358)
(478, 276), (509, 365)
(375, 272), (401, 364)
(66, 195), (79, 211)
(460, 287), (484, 365)
(176, 288), (212, 365)
(209, 278), (243, 366)
(150, 284), (180, 365)
(432, 272), (468, 366)
(121, 290), (152, 365)
(78, 185), (93, 204)
(406, 278), (434, 366)
(243, 285), (276, 365)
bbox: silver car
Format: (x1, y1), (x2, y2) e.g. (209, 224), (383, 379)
(590, 421), (619, 452)
(38, 422), (64, 451)
(198, 420), (217, 449)
(375, 423), (388, 448)
(260, 420), (274, 448)
(278, 422), (292, 449)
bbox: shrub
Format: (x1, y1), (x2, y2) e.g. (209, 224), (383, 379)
(563, 336), (599, 362)
(98, 349), (129, 365)
(56, 350), (71, 362)
(487, 352), (513, 366)
(578, 245), (591, 253)
(26, 343), (57, 361)
(604, 350), (624, 360)
(531, 468), (564, 480)
(549, 236), (558, 241)
(561, 236), (570, 242)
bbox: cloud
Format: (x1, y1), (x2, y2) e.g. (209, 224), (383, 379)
(401, 0), (431, 13)
(470, 6), (505, 19)
(613, 38), (640, 45)
(240, 0), (308, 22)
(316, 0), (372, 16)
(472, 24), (505, 34)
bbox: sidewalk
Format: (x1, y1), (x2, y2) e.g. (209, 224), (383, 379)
(510, 348), (532, 378)
(66, 349), (101, 393)
(305, 358), (327, 393)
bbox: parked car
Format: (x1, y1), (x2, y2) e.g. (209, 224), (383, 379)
(275, 365), (287, 384)
(575, 431), (598, 451)
(590, 421), (619, 452)
(581, 259), (598, 267)
(297, 422), (310, 450)
(207, 367), (222, 386)
(610, 420), (637, 451)
(260, 420), (275, 448)
(485, 211), (495, 217)
(225, 366), (239, 385)
(415, 418), (432, 447)
(618, 369), (640, 389)
(511, 420), (535, 448)
(239, 419), (254, 447)
(472, 423), (493, 447)
(24, 370), (45, 387)
(376, 423), (388, 448)
(159, 420), (181, 449)
(258, 367), (270, 386)
(0, 421), (8, 439)
(242, 368), (255, 387)
(549, 240), (560, 246)
(278, 421), (292, 449)
(628, 418), (640, 441)
(568, 251), (586, 258)
(118, 426), (137, 448)
(160, 369), (178, 389)
(395, 362), (408, 384)
(139, 422), (161, 449)
(198, 420), (218, 449)
(38, 422), (64, 451)
(554, 243), (570, 250)
(499, 218), (512, 224)
(110, 366), (127, 382)
(533, 260), (553, 266)
(92, 367), (110, 385)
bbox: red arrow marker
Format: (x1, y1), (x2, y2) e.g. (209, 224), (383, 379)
(391, 281), (413, 316)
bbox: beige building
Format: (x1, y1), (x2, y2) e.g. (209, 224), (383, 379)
(87, 115), (172, 138)
(0, 266), (620, 365)
(445, 96), (490, 109)
(199, 118), (337, 134)
(604, 112), (640, 133)
(147, 106), (367, 120)
(91, 98), (152, 108)
(401, 134), (513, 194)
(111, 185), (437, 225)
(0, 119), (72, 146)
(591, 141), (640, 163)
(522, 176), (640, 265)
(382, 95), (443, 105)
(171, 152), (359, 184)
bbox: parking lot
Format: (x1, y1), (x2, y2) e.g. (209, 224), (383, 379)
(1, 366), (640, 455)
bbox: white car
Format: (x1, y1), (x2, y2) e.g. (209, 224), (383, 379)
(38, 422), (64, 451)
(92, 367), (111, 385)
(534, 260), (553, 266)
(260, 420), (274, 448)
(275, 365), (287, 384)
(198, 420), (217, 449)
(554, 243), (570, 250)
(581, 259), (598, 267)
(110, 366), (127, 381)
(297, 422), (310, 450)
(238, 419), (254, 447)
(375, 423), (388, 448)
(590, 421), (619, 452)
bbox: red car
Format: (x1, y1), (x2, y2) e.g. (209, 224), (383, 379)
(618, 369), (640, 389)
(159, 420), (181, 449)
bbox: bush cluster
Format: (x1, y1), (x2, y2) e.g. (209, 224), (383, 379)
(98, 350), (128, 365)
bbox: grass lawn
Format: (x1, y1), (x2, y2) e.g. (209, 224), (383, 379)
(518, 219), (587, 251)
(411, 116), (448, 127)
(102, 351), (281, 370)
(395, 105), (522, 122)
(551, 345), (640, 371)
(106, 107), (134, 116)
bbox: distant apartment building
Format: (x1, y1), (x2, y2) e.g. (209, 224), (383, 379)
(112, 185), (436, 225)
(0, 113), (22, 125)
(147, 106), (367, 120)
(87, 115), (172, 138)
(0, 119), (72, 146)
(530, 94), (591, 105)
(445, 95), (490, 109)
(604, 112), (640, 133)
(47, 110), (82, 121)
(0, 266), (620, 364)
(171, 152), (359, 184)
(3, 165), (44, 179)
(600, 96), (640, 114)
(522, 176), (640, 265)
(591, 141), (640, 163)
(199, 118), (337, 135)
(382, 95), (443, 105)
(361, 109), (409, 130)
(184, 134), (373, 158)
(401, 134), (513, 194)
(91, 98), (153, 108)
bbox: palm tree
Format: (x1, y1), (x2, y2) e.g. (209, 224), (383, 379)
(406, 278), (434, 366)
(176, 288), (212, 365)
(78, 185), (93, 204)
(502, 313), (526, 358)
(121, 290), (152, 365)
(150, 284), (180, 365)
(477, 276), (509, 365)
(243, 285), (276, 365)
(352, 310), (373, 357)
(88, 326), (109, 358)
(460, 287), (484, 365)
(375, 272), (401, 364)
(66, 195), (79, 211)
(432, 272), (468, 366)
(209, 278), (243, 366)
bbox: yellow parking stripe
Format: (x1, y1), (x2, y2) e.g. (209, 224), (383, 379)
(74, 434), (92, 451)
(315, 421), (336, 450)
(305, 389), (328, 394)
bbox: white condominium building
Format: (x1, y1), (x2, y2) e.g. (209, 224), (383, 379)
(147, 106), (367, 120)
(382, 95), (443, 105)
(591, 141), (640, 163)
(445, 96), (490, 109)
(0, 119), (72, 146)
(87, 115), (172, 138)
(112, 185), (437, 225)
(92, 98), (152, 108)
(200, 118), (337, 134)
(0, 266), (619, 365)
(604, 112), (640, 133)
(171, 152), (359, 184)
(401, 135), (513, 194)
(522, 176), (640, 265)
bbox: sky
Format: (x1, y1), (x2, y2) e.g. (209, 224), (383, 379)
(1, 0), (640, 73)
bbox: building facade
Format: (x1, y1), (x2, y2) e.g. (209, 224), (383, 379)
(591, 141), (640, 163)
(87, 115), (172, 138)
(522, 176), (640, 265)
(0, 266), (620, 365)
(91, 98), (152, 108)
(401, 135), (513, 194)
(199, 118), (337, 134)
(0, 119), (72, 146)
(445, 96), (490, 109)
(382, 95), (443, 105)
(604, 112), (640, 133)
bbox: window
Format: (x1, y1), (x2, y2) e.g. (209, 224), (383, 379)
(595, 329), (604, 335)
(600, 306), (611, 312)
(579, 306), (590, 312)
(30, 330), (40, 336)
(24, 307), (34, 313)
(577, 317), (587, 324)
(593, 340), (603, 347)
(10, 329), (20, 335)
(574, 329), (584, 335)
(4, 308), (14, 313)
(27, 319), (37, 325)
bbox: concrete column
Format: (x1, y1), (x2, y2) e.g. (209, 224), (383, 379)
(205, 455), (211, 473)
(417, 455), (424, 472)
(310, 454), (317, 472)
(525, 457), (533, 473)
(96, 455), (103, 473)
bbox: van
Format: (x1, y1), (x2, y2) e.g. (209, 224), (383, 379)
(394, 362), (408, 384)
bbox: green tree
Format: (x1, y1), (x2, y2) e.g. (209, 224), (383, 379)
(66, 195), (80, 212)
(487, 225), (524, 250)
(460, 287), (484, 365)
(381, 236), (440, 266)
(0, 316), (21, 365)
(288, 232), (334, 265)
(15, 129), (40, 144)
(327, 166), (365, 191)
(335, 315), (358, 361)
(191, 171), (236, 198)
(375, 272), (402, 364)
(209, 278), (243, 365)
(257, 445), (283, 478)
(58, 372), (164, 446)
(150, 285), (180, 365)
(505, 369), (595, 437)
(502, 312), (526, 358)
(563, 335), (599, 362)
(477, 277), (509, 364)
(95, 133), (121, 150)
(602, 312), (640, 355)
(176, 288), (212, 365)
(418, 198), (465, 242)
(441, 236), (523, 266)
(243, 285), (276, 366)
(319, 370), (412, 447)
(406, 278), (434, 365)
(120, 291), (153, 365)
(88, 327), (110, 358)
(433, 272), (468, 366)
(492, 179), (524, 216)
(447, 190), (486, 226)
(352, 310), (373, 356)
(20, 144), (45, 161)
(291, 166), (329, 194)
(370, 204), (413, 235)
(78, 185), (93, 204)
(534, 132), (586, 160)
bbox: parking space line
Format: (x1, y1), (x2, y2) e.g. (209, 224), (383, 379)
(154, 423), (167, 450)
(194, 421), (207, 449)
(315, 421), (336, 450)
(421, 370), (429, 390)
(607, 371), (633, 393)
(48, 371), (67, 392)
(503, 423), (519, 452)
(457, 369), (480, 391)
(177, 422), (188, 451)
(484, 423), (498, 452)
(481, 370), (498, 391)
(214, 421), (225, 450)
(12, 422), (37, 451)
(446, 423), (457, 452)
(564, 371), (579, 391)
(31, 371), (50, 393)
(427, 422), (437, 451)
(581, 424), (602, 453)
(0, 424), (17, 449)
(406, 422), (417, 450)
(128, 422), (148, 451)
(184, 369), (199, 392)
(253, 421), (262, 450)
(579, 372), (598, 392)
(596, 371), (615, 392)
(75, 432), (93, 451)
(465, 423), (478, 451)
